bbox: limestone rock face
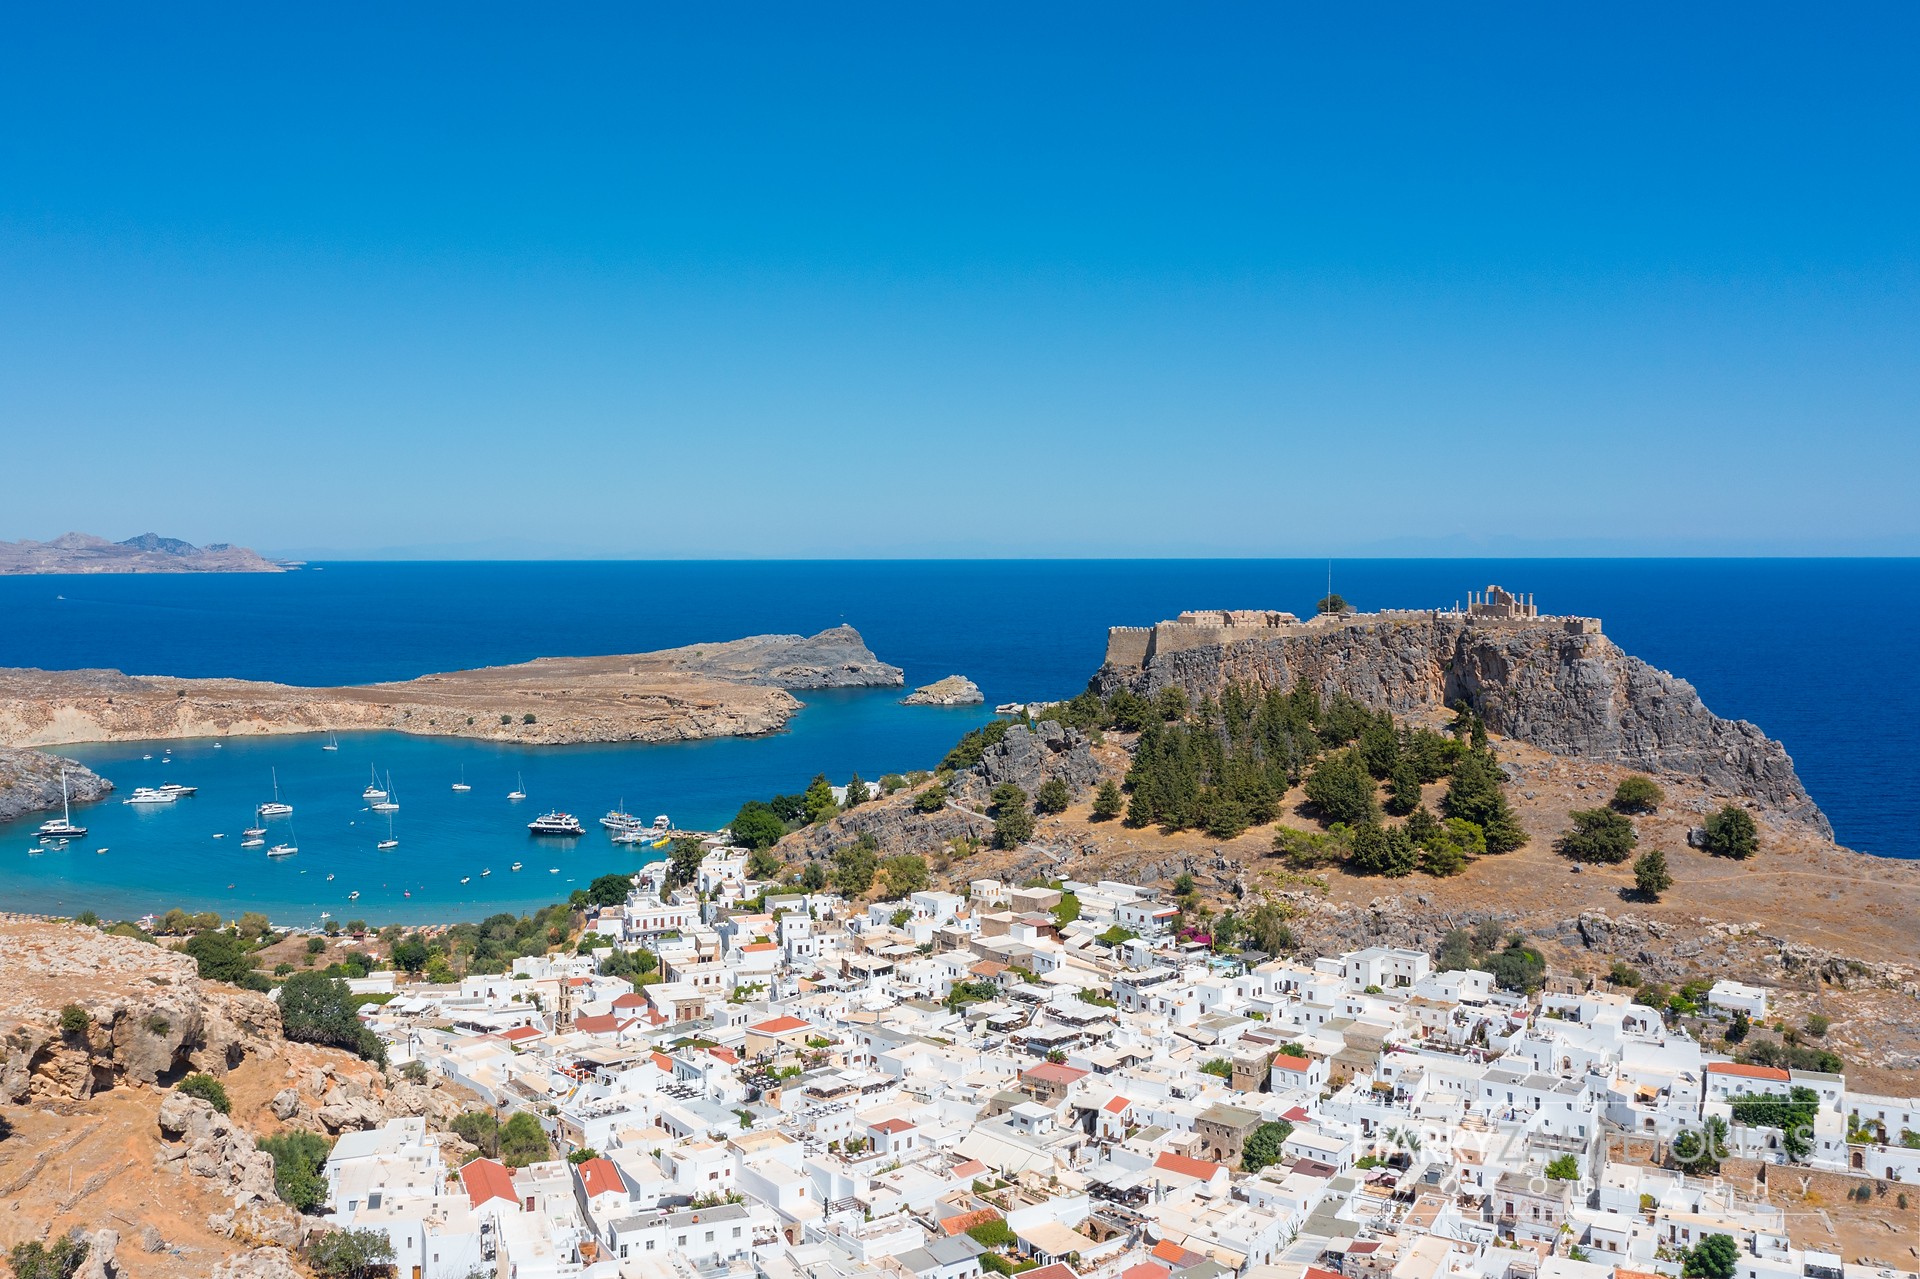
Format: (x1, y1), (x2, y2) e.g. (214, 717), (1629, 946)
(951, 721), (1105, 806)
(902, 675), (985, 706)
(0, 745), (112, 822)
(210, 1247), (304, 1279)
(1099, 614), (1829, 836)
(155, 1094), (279, 1203)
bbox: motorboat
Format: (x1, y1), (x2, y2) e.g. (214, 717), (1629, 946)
(610, 827), (648, 845)
(460, 876), (470, 884)
(362, 765), (387, 802)
(651, 814), (671, 832)
(267, 843), (297, 857)
(259, 768), (293, 817)
(510, 862), (522, 872)
(158, 782), (197, 797)
(480, 868), (491, 877)
(348, 890), (360, 901)
(212, 832), (226, 839)
(36, 769), (87, 840)
(124, 787), (176, 805)
(527, 811), (585, 837)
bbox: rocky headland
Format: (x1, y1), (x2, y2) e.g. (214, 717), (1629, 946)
(0, 625), (903, 753)
(0, 532), (284, 574)
(0, 746), (111, 823)
(1097, 607), (1830, 835)
(901, 674), (984, 706)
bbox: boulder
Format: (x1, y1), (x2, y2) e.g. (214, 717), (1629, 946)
(210, 1247), (304, 1279)
(952, 721), (1104, 804)
(74, 1229), (117, 1279)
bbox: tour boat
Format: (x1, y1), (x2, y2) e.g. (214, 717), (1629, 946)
(322, 731), (339, 752)
(452, 766), (471, 792)
(528, 811), (585, 837)
(258, 769), (293, 817)
(507, 772), (526, 801)
(362, 766), (387, 802)
(36, 770), (87, 840)
(124, 787), (176, 805)
(158, 782), (197, 797)
(370, 773), (399, 813)
(600, 802), (642, 831)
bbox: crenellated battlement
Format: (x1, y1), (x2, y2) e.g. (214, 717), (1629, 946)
(1102, 586), (1600, 671)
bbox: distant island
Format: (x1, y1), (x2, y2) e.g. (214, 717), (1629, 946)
(0, 531), (285, 574)
(0, 625), (903, 750)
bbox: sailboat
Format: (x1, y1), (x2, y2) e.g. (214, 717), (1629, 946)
(36, 769), (87, 840)
(361, 765), (387, 802)
(371, 772), (399, 813)
(452, 765), (471, 793)
(322, 731), (339, 752)
(507, 772), (526, 801)
(377, 810), (398, 851)
(258, 768), (293, 817)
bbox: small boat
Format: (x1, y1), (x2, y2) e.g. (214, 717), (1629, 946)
(507, 772), (526, 801)
(95, 847), (107, 854)
(214, 742), (222, 748)
(460, 876), (470, 884)
(403, 890), (411, 898)
(510, 862), (522, 872)
(326, 873), (335, 881)
(480, 868), (491, 877)
(158, 782), (197, 797)
(362, 765), (387, 802)
(377, 811), (398, 851)
(267, 843), (297, 857)
(241, 837), (265, 848)
(259, 768), (293, 817)
(319, 911), (331, 918)
(37, 770), (88, 840)
(651, 836), (670, 850)
(452, 765), (471, 792)
(124, 787), (176, 805)
(243, 825), (266, 837)
(322, 731), (339, 752)
(611, 827), (647, 845)
(142, 753), (152, 760)
(348, 890), (360, 901)
(528, 811), (585, 837)
(651, 814), (671, 832)
(212, 832), (226, 839)
(548, 867), (559, 874)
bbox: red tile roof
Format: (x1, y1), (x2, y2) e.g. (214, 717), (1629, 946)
(1271, 1053), (1313, 1072)
(1121, 1264), (1172, 1279)
(499, 1026), (543, 1042)
(571, 1014), (631, 1035)
(1024, 1265), (1080, 1279)
(705, 1046), (739, 1064)
(940, 1207), (1002, 1236)
(575, 1156), (625, 1199)
(1307, 1267), (1346, 1279)
(1153, 1151), (1225, 1181)
(950, 1158), (988, 1179)
(871, 1118), (915, 1134)
(750, 1015), (811, 1035)
(1150, 1240), (1190, 1264)
(1707, 1062), (1791, 1082)
(1282, 1105), (1310, 1122)
(651, 1051), (675, 1073)
(460, 1158), (518, 1208)
(1103, 1095), (1132, 1114)
(1023, 1062), (1089, 1086)
(611, 993), (648, 1008)
(741, 942), (778, 952)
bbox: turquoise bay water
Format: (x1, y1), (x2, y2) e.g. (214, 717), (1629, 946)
(1, 558), (1915, 924)
(13, 693), (993, 926)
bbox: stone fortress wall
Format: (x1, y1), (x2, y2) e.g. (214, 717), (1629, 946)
(1103, 586), (1601, 673)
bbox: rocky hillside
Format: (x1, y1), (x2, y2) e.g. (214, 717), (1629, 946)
(0, 531), (284, 574)
(1096, 614), (1829, 836)
(0, 917), (475, 1277)
(0, 626), (903, 749)
(0, 746), (111, 823)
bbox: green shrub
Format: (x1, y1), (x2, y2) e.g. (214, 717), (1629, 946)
(1033, 777), (1071, 815)
(1556, 808), (1637, 863)
(259, 1128), (333, 1211)
(1703, 805), (1759, 859)
(307, 1227), (394, 1279)
(58, 1005), (90, 1036)
(1633, 848), (1674, 898)
(912, 783), (948, 814)
(177, 1072), (231, 1114)
(7, 1236), (90, 1279)
(1611, 775), (1665, 814)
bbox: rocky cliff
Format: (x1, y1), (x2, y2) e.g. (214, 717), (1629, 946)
(0, 746), (112, 822)
(1096, 613), (1829, 835)
(0, 531), (284, 574)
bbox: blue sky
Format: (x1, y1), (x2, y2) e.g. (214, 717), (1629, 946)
(2, 4), (1916, 557)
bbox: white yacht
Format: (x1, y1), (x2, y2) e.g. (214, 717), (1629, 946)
(377, 811), (398, 850)
(258, 768), (293, 817)
(37, 770), (87, 840)
(158, 782), (197, 797)
(370, 773), (399, 813)
(361, 765), (387, 802)
(241, 836), (266, 848)
(322, 731), (339, 752)
(267, 842), (297, 857)
(124, 787), (176, 805)
(452, 766), (471, 792)
(527, 811), (585, 837)
(610, 827), (648, 845)
(510, 861), (522, 872)
(507, 772), (526, 801)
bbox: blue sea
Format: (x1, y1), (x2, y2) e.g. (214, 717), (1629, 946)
(1, 559), (1914, 924)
